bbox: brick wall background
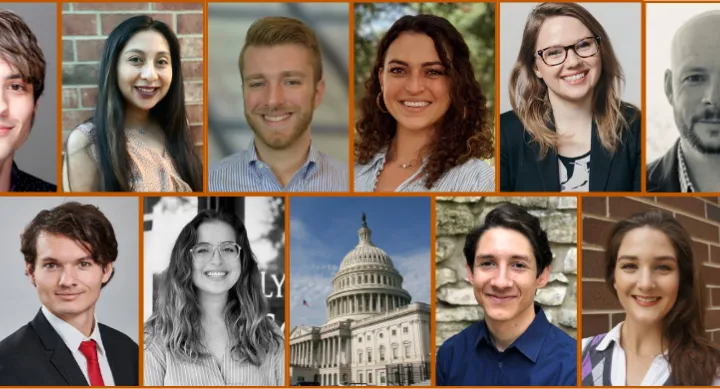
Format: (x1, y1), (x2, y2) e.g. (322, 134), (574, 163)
(61, 2), (204, 151)
(582, 196), (720, 341)
(436, 196), (578, 347)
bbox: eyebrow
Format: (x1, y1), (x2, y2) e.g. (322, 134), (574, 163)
(38, 256), (95, 263)
(475, 254), (532, 262)
(617, 255), (677, 262)
(123, 48), (171, 56)
(387, 59), (445, 68)
(244, 71), (307, 80)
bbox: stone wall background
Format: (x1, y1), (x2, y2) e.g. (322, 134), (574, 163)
(435, 196), (578, 347)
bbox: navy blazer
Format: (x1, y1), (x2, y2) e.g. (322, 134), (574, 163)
(500, 105), (641, 192)
(0, 309), (138, 386)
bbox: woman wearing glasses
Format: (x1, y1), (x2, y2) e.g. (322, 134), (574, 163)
(500, 3), (641, 192)
(144, 210), (284, 385)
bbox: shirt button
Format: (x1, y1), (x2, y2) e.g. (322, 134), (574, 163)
(498, 362), (503, 368)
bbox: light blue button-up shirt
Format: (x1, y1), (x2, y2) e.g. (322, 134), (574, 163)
(354, 150), (495, 192)
(209, 138), (348, 192)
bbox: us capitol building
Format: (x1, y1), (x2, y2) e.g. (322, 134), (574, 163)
(290, 214), (431, 386)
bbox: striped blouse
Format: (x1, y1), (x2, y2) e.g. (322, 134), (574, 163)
(144, 336), (285, 386)
(354, 150), (495, 192)
(209, 137), (348, 192)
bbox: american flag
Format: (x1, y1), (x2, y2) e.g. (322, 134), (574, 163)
(303, 300), (310, 308)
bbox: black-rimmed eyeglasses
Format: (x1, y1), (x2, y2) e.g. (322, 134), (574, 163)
(190, 242), (241, 261)
(536, 36), (601, 66)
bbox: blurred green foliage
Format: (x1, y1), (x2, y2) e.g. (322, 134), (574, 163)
(354, 2), (495, 118)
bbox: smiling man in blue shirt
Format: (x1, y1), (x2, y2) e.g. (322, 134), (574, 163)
(436, 203), (576, 386)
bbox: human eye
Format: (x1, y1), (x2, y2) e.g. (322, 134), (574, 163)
(619, 263), (637, 271)
(79, 261), (93, 268)
(43, 263), (57, 270)
(546, 48), (565, 58)
(511, 262), (528, 269)
(128, 56), (143, 65)
(285, 79), (302, 86)
(389, 67), (406, 75)
(426, 68), (445, 77)
(157, 58), (170, 66)
(684, 74), (706, 83)
(246, 80), (264, 89)
(477, 260), (495, 269)
(656, 264), (674, 272)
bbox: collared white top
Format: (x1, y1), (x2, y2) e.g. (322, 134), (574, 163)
(41, 306), (116, 386)
(582, 321), (720, 386)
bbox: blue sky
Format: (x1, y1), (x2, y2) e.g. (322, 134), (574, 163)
(290, 197), (431, 328)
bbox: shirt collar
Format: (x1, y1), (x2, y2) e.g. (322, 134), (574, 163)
(596, 321), (669, 357)
(475, 303), (551, 363)
(246, 136), (319, 171)
(9, 160), (19, 192)
(677, 144), (695, 193)
(356, 147), (430, 175)
(41, 305), (107, 356)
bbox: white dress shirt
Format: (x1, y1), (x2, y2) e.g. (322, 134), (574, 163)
(41, 306), (116, 386)
(582, 321), (720, 386)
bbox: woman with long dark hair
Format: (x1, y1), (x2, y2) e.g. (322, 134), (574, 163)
(582, 210), (720, 385)
(144, 210), (283, 385)
(63, 15), (202, 192)
(354, 14), (495, 192)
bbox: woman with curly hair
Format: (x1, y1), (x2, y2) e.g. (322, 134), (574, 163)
(354, 14), (495, 192)
(501, 3), (641, 192)
(144, 210), (284, 385)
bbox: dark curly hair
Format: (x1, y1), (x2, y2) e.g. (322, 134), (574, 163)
(355, 14), (494, 189)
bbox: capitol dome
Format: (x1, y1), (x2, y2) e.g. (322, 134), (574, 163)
(325, 214), (412, 325)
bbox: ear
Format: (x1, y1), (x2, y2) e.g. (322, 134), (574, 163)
(378, 67), (384, 90)
(313, 78), (326, 110)
(533, 60), (543, 79)
(664, 69), (674, 106)
(465, 263), (474, 284)
(536, 266), (550, 289)
(25, 262), (36, 287)
(101, 262), (114, 284)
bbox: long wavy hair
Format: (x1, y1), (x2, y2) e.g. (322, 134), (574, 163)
(144, 210), (282, 365)
(355, 14), (493, 189)
(90, 15), (202, 192)
(604, 210), (720, 385)
(509, 3), (639, 157)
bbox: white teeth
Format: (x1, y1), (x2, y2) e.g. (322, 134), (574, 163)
(264, 114), (290, 122)
(563, 73), (586, 82)
(136, 87), (156, 93)
(403, 101), (430, 108)
(635, 296), (660, 302)
(205, 271), (227, 278)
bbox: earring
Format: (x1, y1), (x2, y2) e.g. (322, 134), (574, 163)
(376, 92), (389, 114)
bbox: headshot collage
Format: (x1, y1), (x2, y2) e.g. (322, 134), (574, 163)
(0, 0), (720, 388)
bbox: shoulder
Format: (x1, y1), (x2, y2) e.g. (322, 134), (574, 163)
(209, 151), (250, 174)
(66, 122), (96, 154)
(0, 322), (36, 355)
(443, 158), (495, 191)
(99, 323), (138, 351)
(438, 322), (481, 356)
(499, 110), (530, 148)
(15, 168), (56, 192)
(544, 323), (577, 356)
(619, 102), (641, 138)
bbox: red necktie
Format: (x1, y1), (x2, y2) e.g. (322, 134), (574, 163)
(79, 340), (105, 386)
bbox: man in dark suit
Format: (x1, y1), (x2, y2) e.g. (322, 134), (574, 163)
(647, 10), (720, 192)
(0, 202), (138, 385)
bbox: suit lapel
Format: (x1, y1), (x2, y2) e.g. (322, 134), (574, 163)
(589, 120), (613, 191)
(31, 310), (89, 386)
(526, 131), (561, 191)
(100, 325), (129, 385)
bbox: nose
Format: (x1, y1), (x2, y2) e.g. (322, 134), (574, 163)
(565, 48), (582, 67)
(404, 71), (426, 94)
(58, 267), (77, 287)
(0, 91), (9, 117)
(266, 81), (286, 108)
(702, 79), (720, 107)
(140, 62), (158, 82)
(489, 264), (513, 290)
(209, 247), (223, 265)
(637, 268), (655, 291)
